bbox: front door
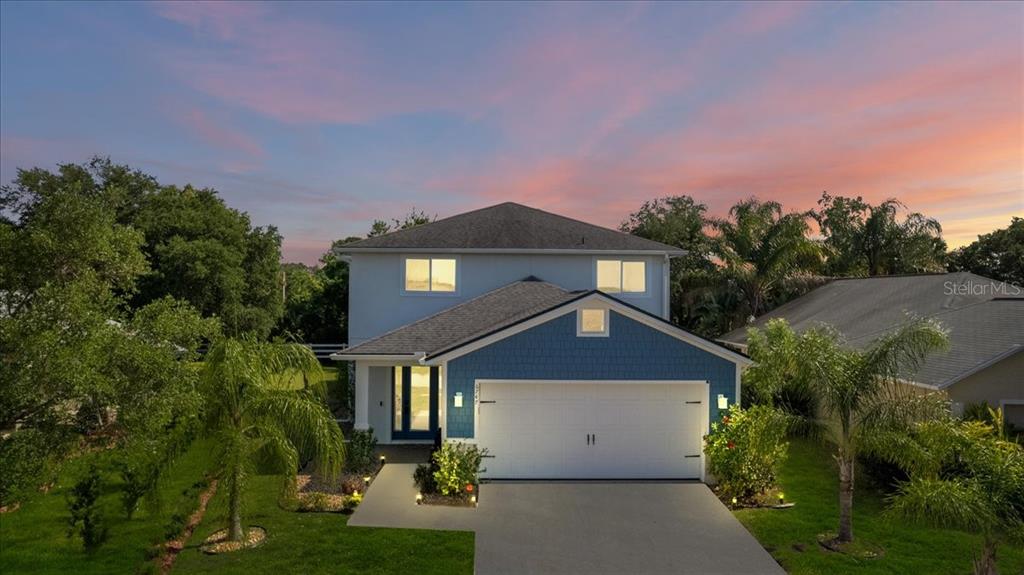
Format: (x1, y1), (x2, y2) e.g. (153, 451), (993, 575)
(392, 366), (439, 440)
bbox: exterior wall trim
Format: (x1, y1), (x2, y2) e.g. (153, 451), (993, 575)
(338, 247), (687, 256)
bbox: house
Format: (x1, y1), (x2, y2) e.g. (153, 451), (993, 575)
(718, 273), (1024, 427)
(332, 202), (751, 480)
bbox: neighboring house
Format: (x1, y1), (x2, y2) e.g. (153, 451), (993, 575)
(718, 273), (1024, 427)
(333, 202), (751, 480)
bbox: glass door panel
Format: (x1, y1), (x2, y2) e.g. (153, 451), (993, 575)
(409, 366), (431, 431)
(392, 366), (438, 440)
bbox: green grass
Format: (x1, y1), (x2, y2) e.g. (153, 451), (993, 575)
(280, 366), (338, 390)
(0, 439), (216, 574)
(735, 438), (1024, 574)
(172, 474), (474, 575)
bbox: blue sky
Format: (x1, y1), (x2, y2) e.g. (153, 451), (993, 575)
(2, 1), (1021, 263)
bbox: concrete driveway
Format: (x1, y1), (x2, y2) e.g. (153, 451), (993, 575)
(351, 464), (783, 575)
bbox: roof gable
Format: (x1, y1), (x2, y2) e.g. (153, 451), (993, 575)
(338, 202), (683, 254)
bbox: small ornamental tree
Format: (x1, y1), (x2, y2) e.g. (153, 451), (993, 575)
(704, 405), (789, 501)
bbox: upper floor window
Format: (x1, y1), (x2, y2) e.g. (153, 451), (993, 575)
(596, 259), (646, 294)
(404, 257), (457, 293)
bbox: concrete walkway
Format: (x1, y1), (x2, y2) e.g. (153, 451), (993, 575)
(352, 464), (784, 575)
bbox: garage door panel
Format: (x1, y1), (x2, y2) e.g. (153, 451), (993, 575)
(477, 381), (705, 480)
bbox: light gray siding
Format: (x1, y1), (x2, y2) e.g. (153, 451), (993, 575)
(367, 366), (392, 438)
(349, 252), (667, 345)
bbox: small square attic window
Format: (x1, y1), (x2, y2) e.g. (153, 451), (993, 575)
(578, 308), (609, 337)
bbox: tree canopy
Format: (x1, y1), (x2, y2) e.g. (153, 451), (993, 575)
(947, 217), (1024, 287)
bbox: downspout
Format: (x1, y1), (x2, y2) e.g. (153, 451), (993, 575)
(663, 254), (671, 320)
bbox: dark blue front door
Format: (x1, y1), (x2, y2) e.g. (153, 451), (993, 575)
(392, 366), (439, 440)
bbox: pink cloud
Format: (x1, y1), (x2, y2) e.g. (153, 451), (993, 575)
(181, 108), (265, 161)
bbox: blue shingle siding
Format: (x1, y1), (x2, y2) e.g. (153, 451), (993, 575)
(445, 310), (737, 438)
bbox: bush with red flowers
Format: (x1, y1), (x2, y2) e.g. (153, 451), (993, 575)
(704, 405), (788, 502)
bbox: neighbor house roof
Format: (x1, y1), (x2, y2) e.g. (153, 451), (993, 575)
(337, 202), (685, 254)
(718, 272), (1024, 388)
(337, 278), (584, 357)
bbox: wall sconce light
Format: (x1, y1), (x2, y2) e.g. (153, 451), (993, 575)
(717, 394), (728, 409)
(454, 392), (464, 408)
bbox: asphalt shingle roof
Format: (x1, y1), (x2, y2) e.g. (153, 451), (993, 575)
(338, 202), (684, 253)
(719, 272), (1024, 387)
(341, 278), (583, 357)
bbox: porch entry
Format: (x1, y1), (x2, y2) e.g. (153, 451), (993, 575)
(391, 366), (439, 440)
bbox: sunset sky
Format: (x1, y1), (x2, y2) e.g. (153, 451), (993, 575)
(2, 1), (1021, 264)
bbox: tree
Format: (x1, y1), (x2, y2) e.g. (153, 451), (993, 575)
(366, 208), (434, 237)
(814, 192), (946, 276)
(1, 164), (218, 505)
(747, 318), (950, 543)
(132, 185), (283, 337)
(200, 338), (345, 542)
(865, 418), (1024, 574)
(621, 197), (728, 335)
(713, 198), (822, 320)
(947, 218), (1024, 287)
(2, 158), (285, 337)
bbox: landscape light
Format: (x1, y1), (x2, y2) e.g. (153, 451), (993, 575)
(731, 496), (737, 506)
(416, 492), (423, 504)
(470, 495), (477, 505)
(363, 475), (371, 484)
(778, 492), (785, 504)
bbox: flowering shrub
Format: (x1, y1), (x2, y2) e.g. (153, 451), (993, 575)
(705, 405), (789, 501)
(432, 441), (488, 496)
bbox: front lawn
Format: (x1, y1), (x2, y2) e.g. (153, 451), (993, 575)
(0, 438), (215, 574)
(735, 438), (1024, 574)
(173, 474), (474, 575)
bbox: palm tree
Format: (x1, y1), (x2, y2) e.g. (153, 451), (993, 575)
(200, 337), (345, 542)
(866, 418), (1024, 574)
(713, 198), (822, 319)
(749, 318), (949, 543)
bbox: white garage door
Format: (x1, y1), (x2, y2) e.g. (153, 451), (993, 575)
(475, 381), (706, 480)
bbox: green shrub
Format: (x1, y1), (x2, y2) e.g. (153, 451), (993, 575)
(65, 462), (109, 553)
(0, 428), (70, 506)
(343, 491), (362, 511)
(345, 428), (378, 472)
(296, 491), (337, 512)
(705, 405), (789, 501)
(413, 462), (438, 494)
(432, 441), (487, 497)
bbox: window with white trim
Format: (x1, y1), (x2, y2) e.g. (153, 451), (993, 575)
(577, 308), (609, 336)
(596, 259), (646, 293)
(404, 257), (457, 292)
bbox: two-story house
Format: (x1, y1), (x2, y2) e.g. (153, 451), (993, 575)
(333, 202), (750, 480)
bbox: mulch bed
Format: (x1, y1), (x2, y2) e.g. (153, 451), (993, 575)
(160, 479), (219, 573)
(200, 526), (267, 554)
(420, 493), (476, 507)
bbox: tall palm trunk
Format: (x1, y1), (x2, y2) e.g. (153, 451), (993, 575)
(228, 466), (243, 542)
(837, 446), (855, 542)
(972, 536), (998, 575)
